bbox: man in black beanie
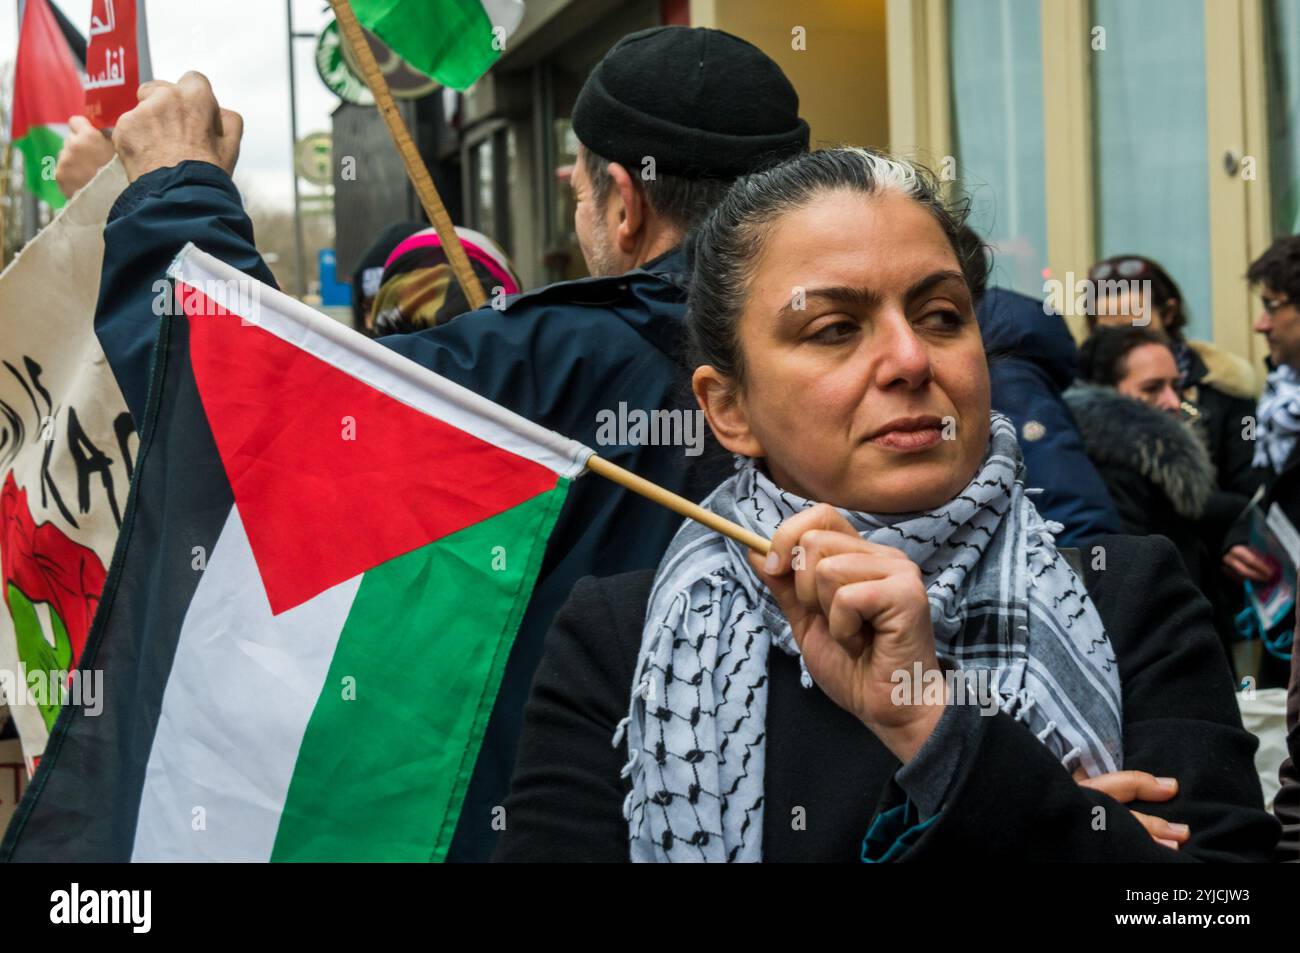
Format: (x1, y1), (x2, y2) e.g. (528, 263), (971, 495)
(82, 28), (808, 863)
(568, 26), (808, 276)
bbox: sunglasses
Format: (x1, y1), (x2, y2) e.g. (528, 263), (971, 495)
(1088, 257), (1153, 282)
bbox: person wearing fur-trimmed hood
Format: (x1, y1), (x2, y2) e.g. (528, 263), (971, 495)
(1068, 327), (1227, 641)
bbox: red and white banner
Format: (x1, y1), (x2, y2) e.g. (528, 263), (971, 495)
(84, 0), (153, 129)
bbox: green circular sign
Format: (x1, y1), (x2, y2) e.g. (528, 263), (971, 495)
(296, 132), (334, 187)
(315, 20), (374, 106)
(338, 20), (440, 99)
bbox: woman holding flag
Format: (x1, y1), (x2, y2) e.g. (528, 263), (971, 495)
(496, 148), (1279, 863)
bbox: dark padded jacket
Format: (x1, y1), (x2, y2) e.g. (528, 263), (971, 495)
(92, 161), (728, 861)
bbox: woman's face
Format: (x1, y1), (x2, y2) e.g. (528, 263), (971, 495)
(694, 189), (991, 513)
(1116, 343), (1183, 414)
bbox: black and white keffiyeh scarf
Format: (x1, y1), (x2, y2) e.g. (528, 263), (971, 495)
(1254, 363), (1300, 473)
(613, 414), (1123, 863)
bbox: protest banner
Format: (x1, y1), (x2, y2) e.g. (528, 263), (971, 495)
(0, 159), (132, 776)
(84, 0), (154, 129)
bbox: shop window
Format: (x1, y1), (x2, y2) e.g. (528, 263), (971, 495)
(468, 125), (514, 255)
(1265, 0), (1300, 236)
(949, 0), (1050, 298)
(1091, 0), (1212, 339)
(546, 120), (587, 283)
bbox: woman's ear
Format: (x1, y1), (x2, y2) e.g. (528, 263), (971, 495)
(607, 162), (644, 255)
(1159, 298), (1180, 329)
(692, 365), (764, 458)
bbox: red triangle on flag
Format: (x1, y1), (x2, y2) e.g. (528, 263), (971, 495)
(181, 284), (561, 615)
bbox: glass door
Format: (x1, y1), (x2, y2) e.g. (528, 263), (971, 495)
(948, 0), (1049, 297)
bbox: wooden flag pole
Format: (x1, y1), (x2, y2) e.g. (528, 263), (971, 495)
(330, 3), (766, 556)
(328, 0), (488, 311)
(585, 454), (771, 555)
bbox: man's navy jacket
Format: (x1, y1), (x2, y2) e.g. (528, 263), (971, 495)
(977, 287), (1121, 547)
(95, 161), (723, 861)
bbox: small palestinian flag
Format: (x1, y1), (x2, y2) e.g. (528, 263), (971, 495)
(351, 0), (525, 91)
(10, 0), (86, 209)
(1, 245), (590, 861)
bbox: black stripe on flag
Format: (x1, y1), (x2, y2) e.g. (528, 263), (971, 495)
(2, 312), (233, 861)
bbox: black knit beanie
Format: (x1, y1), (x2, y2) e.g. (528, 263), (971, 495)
(572, 26), (809, 179)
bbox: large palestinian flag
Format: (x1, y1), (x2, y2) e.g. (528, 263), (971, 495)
(1, 245), (590, 861)
(10, 0), (86, 209)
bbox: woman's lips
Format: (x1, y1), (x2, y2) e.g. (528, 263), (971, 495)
(868, 426), (943, 452)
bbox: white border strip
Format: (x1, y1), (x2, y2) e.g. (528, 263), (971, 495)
(166, 243), (591, 479)
(482, 0), (526, 37)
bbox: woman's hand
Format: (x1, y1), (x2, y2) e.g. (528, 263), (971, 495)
(1222, 545), (1276, 583)
(749, 503), (945, 763)
(1074, 768), (1189, 850)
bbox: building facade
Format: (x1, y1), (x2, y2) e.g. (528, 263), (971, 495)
(342, 0), (1298, 367)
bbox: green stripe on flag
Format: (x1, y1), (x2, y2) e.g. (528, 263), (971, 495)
(15, 125), (67, 209)
(351, 0), (501, 91)
(270, 479), (569, 861)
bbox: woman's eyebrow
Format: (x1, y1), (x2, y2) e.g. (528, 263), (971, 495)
(905, 270), (968, 304)
(774, 271), (969, 321)
(776, 285), (880, 320)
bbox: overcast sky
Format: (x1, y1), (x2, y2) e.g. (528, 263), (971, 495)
(1, 0), (340, 208)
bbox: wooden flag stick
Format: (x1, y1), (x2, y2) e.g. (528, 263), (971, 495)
(328, 0), (487, 310)
(329, 2), (761, 555)
(586, 454), (772, 556)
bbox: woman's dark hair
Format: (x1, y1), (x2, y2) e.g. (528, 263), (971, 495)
(1084, 254), (1186, 336)
(1078, 325), (1174, 387)
(686, 147), (987, 385)
(1247, 235), (1300, 303)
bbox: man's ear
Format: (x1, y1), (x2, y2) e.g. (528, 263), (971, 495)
(606, 161), (645, 256)
(692, 365), (764, 458)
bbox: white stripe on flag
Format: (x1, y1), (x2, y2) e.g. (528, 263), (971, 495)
(131, 508), (361, 861)
(481, 0), (525, 36)
(166, 244), (591, 480)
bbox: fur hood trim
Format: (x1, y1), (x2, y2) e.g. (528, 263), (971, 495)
(1188, 339), (1260, 400)
(1063, 383), (1216, 519)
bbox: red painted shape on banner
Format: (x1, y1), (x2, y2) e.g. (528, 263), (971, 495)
(0, 473), (107, 670)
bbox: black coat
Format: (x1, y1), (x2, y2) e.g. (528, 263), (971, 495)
(92, 161), (731, 862)
(1235, 441), (1300, 545)
(1277, 625), (1300, 861)
(1224, 440), (1300, 691)
(494, 534), (1278, 862)
(1183, 342), (1264, 545)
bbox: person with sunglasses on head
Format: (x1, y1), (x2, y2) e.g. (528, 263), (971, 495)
(1085, 256), (1263, 589)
